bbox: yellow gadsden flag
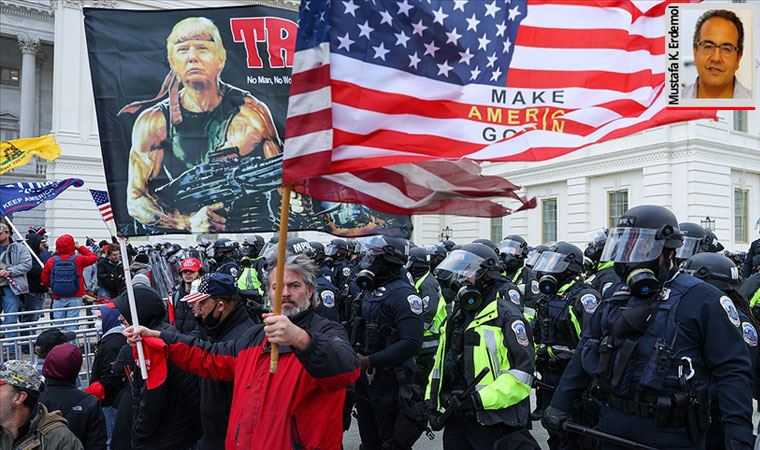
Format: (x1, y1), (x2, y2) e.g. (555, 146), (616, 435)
(0, 135), (62, 175)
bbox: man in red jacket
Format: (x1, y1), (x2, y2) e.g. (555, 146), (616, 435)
(41, 234), (98, 332)
(126, 253), (360, 449)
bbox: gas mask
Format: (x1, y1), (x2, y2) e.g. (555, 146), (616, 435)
(356, 256), (385, 291)
(456, 282), (483, 311)
(501, 255), (522, 273)
(614, 257), (672, 299)
(537, 272), (573, 295)
(408, 265), (428, 280)
(324, 256), (334, 268)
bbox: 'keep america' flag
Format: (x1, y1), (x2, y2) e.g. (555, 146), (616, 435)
(283, 0), (712, 216)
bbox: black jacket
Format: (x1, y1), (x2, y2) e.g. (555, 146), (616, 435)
(90, 331), (127, 407)
(39, 378), (107, 450)
(97, 257), (125, 296)
(745, 238), (760, 278)
(199, 303), (254, 450)
(112, 345), (202, 450)
(25, 234), (48, 294)
(169, 284), (200, 336)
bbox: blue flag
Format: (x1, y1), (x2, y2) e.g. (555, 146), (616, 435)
(0, 178), (84, 215)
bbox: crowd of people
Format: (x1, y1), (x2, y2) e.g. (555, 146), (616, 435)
(1, 206), (760, 450)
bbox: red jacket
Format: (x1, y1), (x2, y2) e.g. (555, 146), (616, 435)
(41, 234), (98, 299)
(160, 309), (360, 450)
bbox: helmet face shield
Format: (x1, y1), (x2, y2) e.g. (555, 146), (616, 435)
(433, 249), (485, 283)
(601, 227), (665, 263)
(525, 249), (543, 267)
(498, 239), (523, 256)
(357, 236), (408, 257)
(675, 236), (701, 259)
(533, 251), (571, 273)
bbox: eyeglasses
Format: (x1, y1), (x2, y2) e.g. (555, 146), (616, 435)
(697, 41), (739, 56)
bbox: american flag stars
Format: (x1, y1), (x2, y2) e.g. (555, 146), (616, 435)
(329, 0), (527, 86)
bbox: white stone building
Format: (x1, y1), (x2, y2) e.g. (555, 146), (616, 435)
(0, 0), (758, 251)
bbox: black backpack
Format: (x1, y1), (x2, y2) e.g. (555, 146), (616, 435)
(50, 255), (79, 297)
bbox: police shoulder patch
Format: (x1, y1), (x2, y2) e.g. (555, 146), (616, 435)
(407, 295), (424, 315)
(342, 266), (352, 277)
(229, 267), (239, 278)
(580, 293), (598, 314)
(511, 320), (530, 347)
(742, 322), (758, 347)
(320, 290), (336, 308)
(421, 296), (430, 311)
(508, 289), (521, 305)
(719, 296), (741, 327)
(601, 282), (614, 296)
(530, 280), (540, 295)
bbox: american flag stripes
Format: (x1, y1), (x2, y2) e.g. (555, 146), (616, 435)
(89, 189), (114, 223)
(283, 0), (713, 216)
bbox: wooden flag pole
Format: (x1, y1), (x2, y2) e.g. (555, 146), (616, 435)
(270, 185), (292, 373)
(2, 215), (45, 268)
(118, 235), (148, 380)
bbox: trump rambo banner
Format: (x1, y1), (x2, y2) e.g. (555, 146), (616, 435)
(84, 5), (411, 237)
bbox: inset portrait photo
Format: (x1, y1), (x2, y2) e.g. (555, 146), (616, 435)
(667, 3), (755, 109)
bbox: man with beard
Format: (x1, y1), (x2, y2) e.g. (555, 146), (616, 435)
(182, 273), (253, 450)
(125, 254), (360, 449)
(124, 17), (281, 232)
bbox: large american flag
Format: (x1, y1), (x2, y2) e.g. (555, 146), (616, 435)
(283, 0), (712, 216)
(89, 189), (113, 222)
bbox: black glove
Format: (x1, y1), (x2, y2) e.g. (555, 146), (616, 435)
(542, 405), (570, 434)
(427, 411), (444, 431)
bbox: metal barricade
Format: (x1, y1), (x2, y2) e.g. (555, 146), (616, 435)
(1, 303), (105, 385)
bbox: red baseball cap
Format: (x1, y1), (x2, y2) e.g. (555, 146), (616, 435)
(179, 258), (201, 273)
(132, 337), (168, 390)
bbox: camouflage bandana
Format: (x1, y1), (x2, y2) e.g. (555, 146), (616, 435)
(0, 360), (43, 391)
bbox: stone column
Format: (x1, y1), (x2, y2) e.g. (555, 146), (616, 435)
(35, 53), (45, 137)
(17, 35), (40, 139)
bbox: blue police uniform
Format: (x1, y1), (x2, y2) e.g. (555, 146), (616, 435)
(551, 273), (755, 449)
(534, 277), (600, 450)
(353, 276), (424, 450)
(315, 273), (340, 323)
(214, 257), (241, 279)
(587, 262), (621, 299)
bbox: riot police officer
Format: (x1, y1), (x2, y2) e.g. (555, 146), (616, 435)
(352, 236), (423, 450)
(211, 238), (241, 278)
(532, 241), (600, 449)
(498, 235), (529, 289)
(682, 252), (759, 450)
(326, 238), (352, 292)
(523, 244), (549, 310)
(583, 229), (621, 298)
(675, 222), (709, 264)
(406, 246), (446, 389)
(426, 243), (538, 449)
(544, 205), (755, 450)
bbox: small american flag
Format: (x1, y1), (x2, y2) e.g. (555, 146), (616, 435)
(284, 0), (712, 216)
(182, 276), (210, 304)
(89, 189), (113, 222)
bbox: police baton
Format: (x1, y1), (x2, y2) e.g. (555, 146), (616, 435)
(562, 422), (660, 450)
(430, 367), (490, 431)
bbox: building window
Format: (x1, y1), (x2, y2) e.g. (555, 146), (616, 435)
(735, 188), (748, 243)
(0, 67), (20, 87)
(490, 216), (503, 242)
(608, 190), (629, 229)
(542, 198), (557, 244)
(733, 111), (747, 132)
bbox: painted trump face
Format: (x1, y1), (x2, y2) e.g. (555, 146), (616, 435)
(167, 18), (227, 90)
(693, 17), (742, 97)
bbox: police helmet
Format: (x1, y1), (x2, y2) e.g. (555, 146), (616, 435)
(407, 247), (431, 270)
(472, 239), (498, 253)
(441, 240), (456, 252)
(601, 205), (683, 263)
(703, 229), (724, 253)
(359, 236), (408, 266)
(533, 241), (584, 275)
(583, 228), (608, 263)
(682, 252), (740, 292)
(325, 238), (349, 257)
(243, 234), (264, 250)
(310, 241), (325, 259)
(499, 235), (529, 258)
(213, 238), (238, 251)
(675, 222), (707, 260)
(434, 243), (501, 283)
(286, 238), (314, 257)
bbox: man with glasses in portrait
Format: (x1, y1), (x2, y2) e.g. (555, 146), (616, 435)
(682, 9), (751, 99)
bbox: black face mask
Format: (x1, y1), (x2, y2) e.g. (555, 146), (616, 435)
(456, 283), (483, 311)
(408, 266), (428, 280)
(502, 255), (522, 273)
(614, 258), (672, 299)
(200, 304), (223, 333)
(324, 256), (334, 268)
(538, 274), (559, 295)
(356, 257), (385, 291)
